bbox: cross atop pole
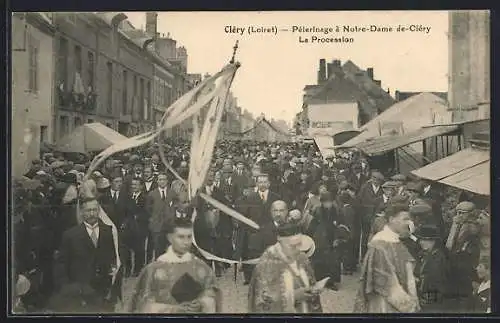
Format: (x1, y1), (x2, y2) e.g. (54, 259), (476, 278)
(230, 40), (239, 64)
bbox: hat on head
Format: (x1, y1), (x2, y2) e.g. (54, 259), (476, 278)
(288, 209), (303, 223)
(409, 203), (433, 217)
(382, 181), (398, 189)
(406, 182), (423, 193)
(277, 222), (301, 237)
(35, 170), (48, 176)
(389, 194), (410, 205)
(92, 171), (103, 178)
(414, 224), (441, 240)
(371, 171), (385, 181)
(391, 174), (407, 182)
(338, 181), (349, 190)
(129, 154), (140, 162)
(96, 178), (110, 189)
(456, 201), (476, 212)
(277, 223), (316, 257)
(50, 161), (66, 169)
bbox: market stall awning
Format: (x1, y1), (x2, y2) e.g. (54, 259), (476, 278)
(343, 125), (459, 156)
(56, 123), (128, 153)
(410, 148), (490, 181)
(313, 135), (335, 158)
(439, 160), (490, 196)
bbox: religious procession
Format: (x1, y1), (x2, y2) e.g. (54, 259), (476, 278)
(12, 11), (490, 315)
(13, 135), (492, 314)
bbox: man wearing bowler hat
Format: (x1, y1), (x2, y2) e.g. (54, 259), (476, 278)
(413, 225), (449, 313)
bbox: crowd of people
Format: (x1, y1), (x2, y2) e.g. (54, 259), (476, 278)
(12, 138), (491, 314)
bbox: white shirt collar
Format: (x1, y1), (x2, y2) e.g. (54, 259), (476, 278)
(424, 185), (431, 194)
(84, 222), (99, 240)
(157, 246), (193, 263)
(372, 225), (400, 243)
(477, 280), (490, 294)
(84, 221), (99, 230)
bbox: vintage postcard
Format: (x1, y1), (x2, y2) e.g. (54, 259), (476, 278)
(11, 11), (490, 315)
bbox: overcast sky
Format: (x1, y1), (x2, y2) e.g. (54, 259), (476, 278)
(126, 11), (449, 123)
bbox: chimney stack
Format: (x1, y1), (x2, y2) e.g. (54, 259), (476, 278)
(318, 59), (327, 84)
(367, 68), (374, 80)
(332, 59), (341, 67)
(145, 12), (158, 40)
(327, 63), (334, 79)
(374, 80), (382, 87)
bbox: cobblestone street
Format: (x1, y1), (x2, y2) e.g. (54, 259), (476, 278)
(120, 267), (359, 313)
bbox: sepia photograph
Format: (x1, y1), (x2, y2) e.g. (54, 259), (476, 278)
(10, 10), (490, 315)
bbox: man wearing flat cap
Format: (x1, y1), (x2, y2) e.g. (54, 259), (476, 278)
(390, 174), (407, 196)
(406, 182), (423, 205)
(357, 170), (385, 258)
(375, 181), (398, 214)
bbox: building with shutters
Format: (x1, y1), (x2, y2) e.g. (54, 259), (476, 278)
(52, 12), (155, 140)
(12, 12), (56, 177)
(139, 12), (197, 140)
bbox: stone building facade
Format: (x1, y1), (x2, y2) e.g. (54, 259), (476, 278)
(12, 13), (56, 176)
(448, 10), (490, 122)
(52, 12), (155, 139)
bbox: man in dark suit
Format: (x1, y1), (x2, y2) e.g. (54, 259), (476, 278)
(122, 161), (144, 197)
(240, 173), (281, 284)
(142, 166), (158, 194)
(348, 163), (368, 193)
(99, 173), (127, 228)
(122, 178), (149, 277)
(59, 197), (117, 312)
(146, 173), (177, 262)
(357, 170), (385, 258)
(375, 180), (398, 213)
(233, 160), (251, 199)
